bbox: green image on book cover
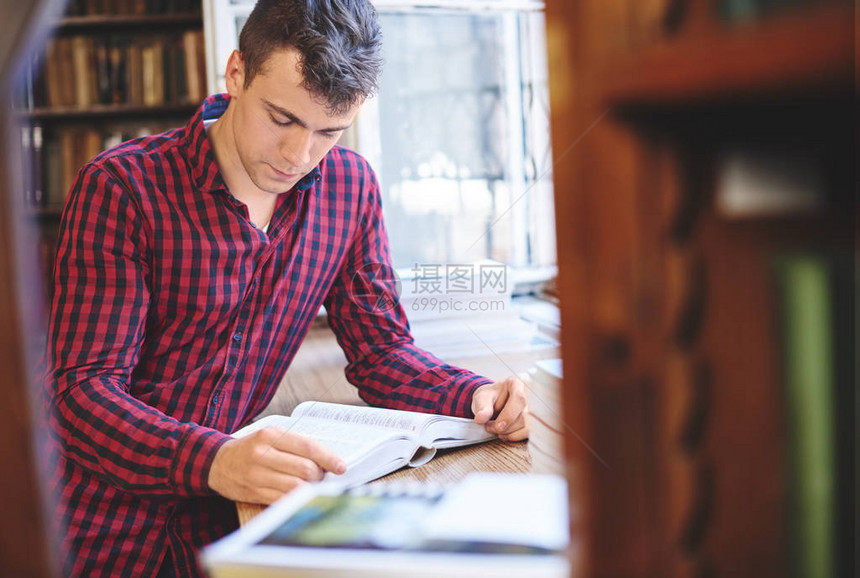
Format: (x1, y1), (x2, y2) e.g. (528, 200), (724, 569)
(257, 491), (555, 555)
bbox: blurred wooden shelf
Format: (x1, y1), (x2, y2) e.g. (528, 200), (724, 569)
(600, 3), (854, 108)
(27, 205), (63, 219)
(56, 12), (202, 33)
(24, 103), (198, 121)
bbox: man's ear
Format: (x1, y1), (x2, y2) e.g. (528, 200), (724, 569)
(224, 50), (245, 97)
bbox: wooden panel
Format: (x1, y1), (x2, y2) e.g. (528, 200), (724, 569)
(0, 1), (60, 576)
(601, 3), (854, 106)
(546, 1), (666, 576)
(696, 213), (786, 576)
(544, 3), (595, 577)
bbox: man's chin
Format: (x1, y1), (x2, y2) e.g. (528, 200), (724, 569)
(249, 173), (297, 195)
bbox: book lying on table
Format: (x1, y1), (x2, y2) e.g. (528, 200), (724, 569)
(232, 401), (496, 488)
(201, 473), (570, 578)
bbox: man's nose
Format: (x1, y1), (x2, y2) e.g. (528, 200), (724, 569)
(279, 129), (312, 167)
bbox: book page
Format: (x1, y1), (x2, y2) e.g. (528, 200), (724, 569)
(293, 401), (432, 434)
(293, 401), (495, 450)
(420, 416), (496, 449)
(233, 414), (407, 465)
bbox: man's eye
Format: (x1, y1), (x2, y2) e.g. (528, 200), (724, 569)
(271, 116), (292, 127)
(320, 131), (340, 139)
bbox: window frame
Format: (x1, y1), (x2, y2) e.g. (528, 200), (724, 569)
(203, 0), (556, 293)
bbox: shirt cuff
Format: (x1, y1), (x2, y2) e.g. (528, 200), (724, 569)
(170, 424), (232, 496)
(436, 372), (493, 418)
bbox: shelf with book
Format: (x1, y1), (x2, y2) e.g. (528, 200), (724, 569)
(15, 0), (207, 298)
(544, 1), (855, 577)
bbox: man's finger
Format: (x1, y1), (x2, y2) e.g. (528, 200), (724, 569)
(254, 480), (307, 506)
(257, 427), (347, 474)
(256, 466), (320, 492)
(499, 425), (529, 442)
(492, 382), (527, 431)
(493, 402), (525, 432)
(255, 451), (327, 483)
(486, 407), (527, 435)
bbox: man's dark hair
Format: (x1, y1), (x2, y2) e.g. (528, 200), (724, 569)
(239, 0), (382, 115)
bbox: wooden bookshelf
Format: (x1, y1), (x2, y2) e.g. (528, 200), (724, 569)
(600, 3), (854, 106)
(545, 1), (855, 577)
(15, 0), (207, 298)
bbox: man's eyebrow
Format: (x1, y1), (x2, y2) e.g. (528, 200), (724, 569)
(262, 98), (352, 133)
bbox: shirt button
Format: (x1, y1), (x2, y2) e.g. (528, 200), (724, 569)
(212, 394), (219, 405)
(232, 332), (242, 342)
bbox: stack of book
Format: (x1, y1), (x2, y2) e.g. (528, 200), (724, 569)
(527, 359), (565, 476)
(398, 261), (557, 361)
(202, 473), (570, 578)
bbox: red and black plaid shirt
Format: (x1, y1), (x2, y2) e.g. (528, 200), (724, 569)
(43, 94), (490, 577)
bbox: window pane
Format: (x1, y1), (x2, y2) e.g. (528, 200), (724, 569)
(370, 10), (554, 269)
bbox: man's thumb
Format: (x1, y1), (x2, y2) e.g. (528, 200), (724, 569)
(472, 395), (494, 424)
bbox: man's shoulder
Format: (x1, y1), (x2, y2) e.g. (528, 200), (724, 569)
(322, 145), (378, 191)
(325, 145), (373, 172)
(91, 127), (187, 175)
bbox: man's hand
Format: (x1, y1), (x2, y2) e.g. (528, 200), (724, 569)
(471, 376), (529, 442)
(208, 427), (346, 505)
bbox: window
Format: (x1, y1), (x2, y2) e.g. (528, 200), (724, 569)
(205, 0), (555, 272)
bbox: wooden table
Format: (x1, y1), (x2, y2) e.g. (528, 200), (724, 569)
(235, 322), (558, 526)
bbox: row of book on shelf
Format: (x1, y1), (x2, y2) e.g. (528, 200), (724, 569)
(18, 30), (206, 110)
(65, 0), (201, 16)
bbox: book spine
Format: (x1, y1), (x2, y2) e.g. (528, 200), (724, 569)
(182, 30), (200, 104)
(31, 124), (44, 206)
(71, 36), (93, 108)
(95, 38), (112, 105)
(31, 51), (46, 108)
(774, 255), (835, 578)
(127, 42), (144, 105)
(43, 38), (61, 108)
(44, 132), (63, 207)
(108, 39), (128, 105)
(20, 124), (33, 206)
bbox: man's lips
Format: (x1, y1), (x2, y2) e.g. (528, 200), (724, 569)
(270, 164), (300, 179)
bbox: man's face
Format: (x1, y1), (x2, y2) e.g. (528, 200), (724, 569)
(224, 48), (360, 195)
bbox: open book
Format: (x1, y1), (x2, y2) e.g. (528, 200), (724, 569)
(232, 402), (496, 488)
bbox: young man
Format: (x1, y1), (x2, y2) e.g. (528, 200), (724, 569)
(43, 1), (528, 576)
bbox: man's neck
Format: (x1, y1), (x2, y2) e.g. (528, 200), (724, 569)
(207, 106), (278, 230)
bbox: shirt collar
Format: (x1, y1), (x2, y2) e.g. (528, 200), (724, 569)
(184, 93), (322, 196)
